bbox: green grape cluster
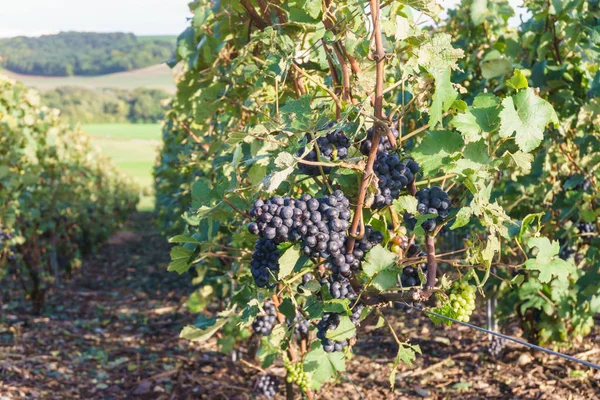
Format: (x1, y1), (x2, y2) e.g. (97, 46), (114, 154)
(448, 281), (476, 322)
(285, 360), (311, 392)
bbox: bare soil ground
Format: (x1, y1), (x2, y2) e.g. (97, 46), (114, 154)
(1, 213), (598, 399)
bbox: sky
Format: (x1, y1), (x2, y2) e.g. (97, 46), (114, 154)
(0, 0), (192, 37)
(0, 0), (526, 38)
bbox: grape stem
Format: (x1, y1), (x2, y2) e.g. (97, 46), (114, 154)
(425, 234), (438, 289)
(271, 292), (314, 400)
(346, 0), (386, 253)
(291, 63), (342, 111)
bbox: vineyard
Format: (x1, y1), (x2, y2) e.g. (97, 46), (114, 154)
(1, 0), (600, 399)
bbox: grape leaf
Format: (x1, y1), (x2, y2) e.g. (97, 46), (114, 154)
(304, 343), (346, 390)
(260, 167), (294, 192)
(371, 267), (402, 291)
(524, 237), (576, 283)
(362, 245), (397, 278)
(451, 93), (501, 143)
(450, 206), (472, 230)
(430, 68), (458, 127)
(180, 317), (228, 342)
(390, 343), (421, 390)
(499, 88), (558, 152)
(325, 316), (356, 341)
(481, 50), (512, 80)
(278, 245), (301, 279)
(412, 130), (464, 175)
(168, 246), (194, 274)
(507, 69), (529, 90)
(392, 196), (418, 214)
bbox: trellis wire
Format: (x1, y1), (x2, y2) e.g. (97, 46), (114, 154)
(405, 303), (600, 371)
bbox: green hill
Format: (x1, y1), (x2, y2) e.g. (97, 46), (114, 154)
(0, 31), (175, 76)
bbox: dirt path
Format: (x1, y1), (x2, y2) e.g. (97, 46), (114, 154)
(1, 214), (599, 399)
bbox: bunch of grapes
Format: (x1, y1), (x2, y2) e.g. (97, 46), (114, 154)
(359, 126), (399, 155)
(316, 312), (353, 353)
(0, 230), (14, 246)
(250, 238), (280, 288)
(297, 128), (351, 176)
(285, 360), (311, 392)
(558, 238), (576, 261)
(325, 225), (384, 277)
(350, 303), (364, 324)
(447, 281), (476, 322)
(372, 154), (419, 209)
(487, 335), (507, 358)
(389, 233), (409, 256)
(294, 316), (310, 337)
(255, 374), (280, 399)
(405, 186), (452, 232)
(400, 244), (427, 287)
(252, 300), (278, 336)
(248, 191), (351, 260)
(578, 221), (596, 234)
(323, 275), (357, 300)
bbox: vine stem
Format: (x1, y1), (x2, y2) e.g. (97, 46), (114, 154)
(425, 235), (437, 289)
(346, 0), (385, 252)
(292, 63), (342, 110)
(271, 292), (314, 400)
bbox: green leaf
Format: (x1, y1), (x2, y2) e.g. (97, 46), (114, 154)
(390, 343), (420, 390)
(362, 245), (398, 278)
(430, 68), (458, 128)
(192, 180), (211, 209)
(260, 167), (294, 192)
(304, 343), (346, 390)
(470, 0), (489, 25)
(168, 246), (194, 274)
(450, 206), (472, 230)
(278, 298), (296, 322)
(278, 246), (301, 280)
(257, 336), (280, 368)
(180, 317), (228, 342)
(169, 235), (201, 244)
(451, 93), (501, 143)
(325, 316), (356, 342)
(392, 196), (418, 214)
(412, 130), (464, 175)
(524, 237), (575, 283)
(506, 69), (529, 90)
(481, 50), (512, 80)
(518, 213), (544, 241)
(499, 88), (558, 152)
(371, 267), (402, 291)
(503, 150), (533, 172)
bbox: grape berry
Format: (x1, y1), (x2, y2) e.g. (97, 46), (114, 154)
(372, 154), (419, 209)
(447, 281), (476, 322)
(250, 238), (280, 288)
(285, 360), (311, 392)
(400, 244), (427, 287)
(405, 186), (452, 232)
(255, 374), (280, 399)
(297, 128), (351, 176)
(252, 300), (278, 336)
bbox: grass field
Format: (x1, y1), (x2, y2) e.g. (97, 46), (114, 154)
(83, 123), (161, 212)
(0, 64), (176, 93)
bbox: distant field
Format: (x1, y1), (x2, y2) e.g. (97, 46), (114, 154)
(0, 64), (176, 93)
(83, 123), (162, 212)
(84, 123), (163, 141)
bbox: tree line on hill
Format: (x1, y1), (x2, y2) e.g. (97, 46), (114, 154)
(42, 86), (169, 124)
(0, 32), (174, 76)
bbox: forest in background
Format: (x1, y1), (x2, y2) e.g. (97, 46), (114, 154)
(42, 86), (170, 124)
(0, 32), (175, 76)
